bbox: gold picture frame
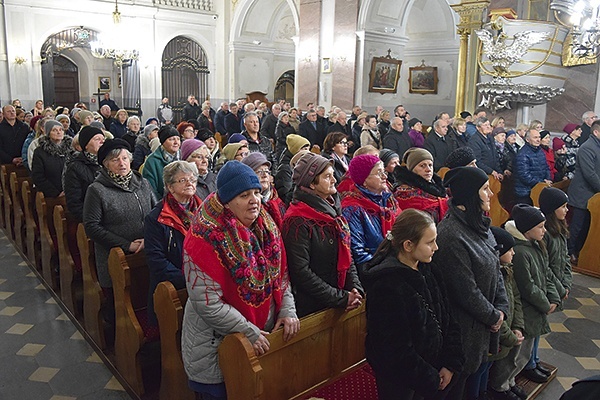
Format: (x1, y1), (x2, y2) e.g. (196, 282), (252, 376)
(408, 66), (438, 95)
(98, 76), (111, 92)
(368, 54), (402, 94)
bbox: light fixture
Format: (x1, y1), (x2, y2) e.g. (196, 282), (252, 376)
(14, 56), (27, 65)
(90, 0), (139, 66)
(551, 0), (600, 58)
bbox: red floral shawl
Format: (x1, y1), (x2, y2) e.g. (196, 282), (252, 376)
(341, 184), (401, 236)
(158, 193), (202, 235)
(283, 200), (352, 288)
(184, 192), (287, 329)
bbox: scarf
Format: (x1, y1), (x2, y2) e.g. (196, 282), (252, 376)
(106, 169), (133, 190)
(84, 151), (98, 164)
(341, 184), (400, 236)
(160, 192), (202, 234)
(283, 200), (352, 288)
(186, 193), (286, 328)
(332, 152), (349, 171)
(262, 185), (286, 229)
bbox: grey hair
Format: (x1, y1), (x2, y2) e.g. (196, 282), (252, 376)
(278, 111), (289, 121)
(524, 128), (539, 140)
(163, 160), (199, 192)
(244, 111), (259, 120)
(102, 148), (133, 168)
(582, 111), (596, 121)
(475, 117), (489, 128)
(127, 116), (140, 126)
(433, 119), (443, 129)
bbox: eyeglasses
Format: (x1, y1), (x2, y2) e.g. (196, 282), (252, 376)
(189, 154), (209, 161)
(338, 141), (348, 146)
(370, 170), (388, 179)
(184, 128), (194, 133)
(235, 151), (249, 158)
(256, 169), (271, 176)
(174, 177), (198, 185)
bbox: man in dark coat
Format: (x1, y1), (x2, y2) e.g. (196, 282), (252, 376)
(182, 95), (201, 121)
(514, 129), (551, 205)
(579, 110), (597, 144)
(383, 117), (412, 159)
(241, 112), (274, 168)
(99, 92), (119, 111)
(299, 109), (327, 149)
(424, 119), (451, 172)
(260, 103), (281, 141)
(214, 102), (229, 135)
(468, 117), (503, 179)
(224, 103), (241, 137)
(99, 105), (115, 130)
(0, 105), (30, 165)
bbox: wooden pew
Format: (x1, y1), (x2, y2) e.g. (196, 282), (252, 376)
(154, 281), (194, 400)
(22, 180), (40, 271)
(530, 181), (551, 207)
(9, 172), (30, 253)
(36, 192), (65, 290)
(77, 224), (106, 349)
(108, 247), (159, 397)
(219, 303), (367, 400)
(576, 193), (600, 278)
(488, 175), (510, 227)
(1, 164), (28, 240)
(54, 205), (82, 316)
(437, 166), (450, 179)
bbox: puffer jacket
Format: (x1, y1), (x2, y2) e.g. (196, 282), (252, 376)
(514, 142), (551, 197)
(274, 122), (297, 162)
(363, 255), (464, 398)
(83, 169), (157, 287)
(64, 152), (101, 222)
(506, 221), (561, 338)
(282, 189), (363, 317)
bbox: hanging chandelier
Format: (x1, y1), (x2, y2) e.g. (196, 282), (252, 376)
(551, 0), (600, 58)
(90, 0), (139, 66)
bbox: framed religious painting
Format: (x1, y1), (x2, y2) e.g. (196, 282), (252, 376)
(408, 65), (438, 94)
(368, 54), (402, 94)
(99, 76), (111, 92)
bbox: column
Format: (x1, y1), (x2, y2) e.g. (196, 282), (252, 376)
(297, 0), (322, 109)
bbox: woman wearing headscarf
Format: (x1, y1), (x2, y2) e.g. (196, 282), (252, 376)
(143, 126), (181, 198)
(393, 148), (449, 224)
(180, 138), (217, 200)
(31, 119), (75, 197)
(182, 161), (299, 400)
(242, 152), (287, 229)
(144, 161), (202, 324)
(341, 154), (401, 276)
(433, 166), (509, 400)
(282, 152), (364, 317)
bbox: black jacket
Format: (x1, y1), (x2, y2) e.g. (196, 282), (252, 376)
(321, 150), (350, 184)
(383, 128), (412, 160)
(64, 152), (101, 222)
(274, 122), (297, 161)
(197, 113), (214, 133)
(299, 119), (327, 148)
(224, 112), (241, 136)
(275, 150), (294, 205)
(0, 119), (30, 164)
(424, 132), (451, 172)
(282, 189), (363, 317)
(260, 113), (279, 141)
(182, 103), (200, 121)
(31, 136), (74, 198)
(446, 129), (468, 152)
(363, 255), (464, 398)
(468, 131), (501, 174)
(214, 109), (228, 134)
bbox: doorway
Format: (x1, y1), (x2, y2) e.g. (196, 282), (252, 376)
(274, 70), (295, 104)
(53, 56), (80, 108)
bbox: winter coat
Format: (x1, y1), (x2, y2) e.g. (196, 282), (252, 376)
(144, 199), (188, 324)
(197, 113), (214, 133)
(21, 131), (35, 171)
(409, 128), (425, 148)
(299, 119), (327, 148)
(260, 113), (279, 141)
(446, 129), (468, 153)
(224, 112), (241, 136)
(133, 135), (151, 171)
(506, 221), (560, 338)
(568, 134), (600, 209)
(514, 142), (551, 197)
(109, 120), (127, 139)
(242, 130), (274, 168)
(544, 230), (572, 302)
(122, 130), (139, 153)
(274, 149), (295, 206)
(142, 146), (177, 198)
(561, 134), (579, 180)
(282, 189), (363, 317)
(392, 166), (448, 223)
(377, 120), (390, 139)
(182, 103), (201, 121)
(383, 128), (413, 160)
(195, 171), (217, 200)
(0, 119), (30, 164)
(83, 169), (156, 287)
(488, 263), (524, 361)
(31, 135), (74, 198)
(274, 122), (297, 161)
(468, 131), (501, 174)
(363, 255), (464, 399)
(541, 145), (557, 181)
(64, 152), (101, 223)
(433, 203), (509, 374)
(424, 132), (451, 172)
(360, 128), (382, 149)
(214, 109), (228, 134)
(321, 150), (350, 184)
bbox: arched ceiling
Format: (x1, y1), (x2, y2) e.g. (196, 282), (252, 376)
(232, 0), (298, 45)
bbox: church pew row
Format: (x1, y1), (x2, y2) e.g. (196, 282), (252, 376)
(576, 193), (600, 278)
(219, 303), (369, 400)
(108, 246), (159, 397)
(1, 164), (28, 241)
(54, 205), (82, 317)
(35, 191), (65, 290)
(9, 172), (31, 253)
(489, 175), (510, 227)
(22, 180), (40, 271)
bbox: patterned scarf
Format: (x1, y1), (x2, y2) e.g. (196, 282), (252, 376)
(84, 151), (98, 164)
(160, 192), (202, 234)
(341, 184), (401, 237)
(106, 169), (133, 190)
(283, 200), (352, 288)
(186, 193), (286, 328)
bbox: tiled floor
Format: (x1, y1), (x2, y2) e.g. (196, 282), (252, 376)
(0, 232), (132, 400)
(1, 226), (600, 399)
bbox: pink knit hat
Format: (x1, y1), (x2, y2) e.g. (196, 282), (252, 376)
(348, 154), (382, 186)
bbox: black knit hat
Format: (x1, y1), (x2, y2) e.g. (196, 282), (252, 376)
(539, 130), (551, 139)
(445, 147), (476, 169)
(196, 128), (214, 141)
(460, 111), (472, 119)
(539, 187), (568, 216)
(443, 166), (489, 206)
(79, 126), (104, 151)
(98, 138), (131, 166)
(408, 118), (422, 128)
(511, 204), (546, 234)
(379, 148), (399, 167)
(490, 226), (515, 257)
(159, 126), (180, 144)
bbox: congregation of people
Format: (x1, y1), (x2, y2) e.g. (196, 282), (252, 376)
(2, 96), (599, 400)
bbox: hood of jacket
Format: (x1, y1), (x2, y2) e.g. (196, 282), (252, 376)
(362, 253), (423, 291)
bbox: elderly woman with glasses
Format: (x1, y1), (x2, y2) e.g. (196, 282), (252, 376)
(243, 152), (287, 228)
(322, 131), (351, 184)
(393, 148), (449, 224)
(144, 161), (202, 324)
(180, 138), (217, 200)
(341, 154), (401, 278)
(282, 152), (364, 317)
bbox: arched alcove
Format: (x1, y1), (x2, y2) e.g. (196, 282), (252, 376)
(161, 36), (210, 123)
(274, 70), (295, 103)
